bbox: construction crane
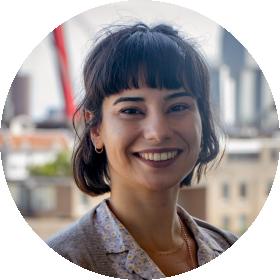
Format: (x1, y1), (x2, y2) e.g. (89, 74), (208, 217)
(52, 24), (76, 122)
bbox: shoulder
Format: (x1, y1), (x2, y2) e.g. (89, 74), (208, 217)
(46, 201), (120, 277)
(47, 219), (84, 256)
(194, 217), (238, 250)
(46, 208), (98, 270)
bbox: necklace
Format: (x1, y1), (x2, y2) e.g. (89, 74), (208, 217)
(149, 216), (189, 256)
(148, 217), (186, 256)
(153, 238), (185, 256)
(179, 216), (196, 269)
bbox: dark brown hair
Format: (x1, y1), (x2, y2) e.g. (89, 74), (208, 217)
(72, 23), (219, 195)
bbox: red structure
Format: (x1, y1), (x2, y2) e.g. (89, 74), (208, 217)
(52, 25), (75, 120)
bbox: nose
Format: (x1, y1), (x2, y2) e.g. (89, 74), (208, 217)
(143, 112), (172, 144)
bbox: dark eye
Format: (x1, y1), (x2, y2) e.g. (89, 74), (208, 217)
(120, 108), (144, 115)
(168, 104), (190, 113)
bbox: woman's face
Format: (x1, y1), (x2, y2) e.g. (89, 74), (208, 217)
(91, 87), (202, 194)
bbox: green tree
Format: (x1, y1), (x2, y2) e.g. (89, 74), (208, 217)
(29, 151), (72, 177)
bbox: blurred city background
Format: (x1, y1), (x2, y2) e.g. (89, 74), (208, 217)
(0, 2), (279, 240)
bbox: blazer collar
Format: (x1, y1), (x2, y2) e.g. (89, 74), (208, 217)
(177, 205), (223, 265)
(96, 200), (223, 276)
(96, 200), (164, 278)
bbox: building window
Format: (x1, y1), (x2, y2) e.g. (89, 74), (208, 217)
(228, 152), (260, 161)
(80, 193), (89, 205)
(222, 216), (230, 230)
(239, 214), (247, 234)
(239, 182), (247, 198)
(270, 149), (279, 161)
(222, 183), (230, 199)
(266, 181), (273, 196)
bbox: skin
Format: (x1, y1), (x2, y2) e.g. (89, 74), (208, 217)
(90, 87), (202, 273)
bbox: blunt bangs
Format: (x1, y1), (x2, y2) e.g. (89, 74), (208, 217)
(84, 24), (202, 102)
(105, 31), (187, 91)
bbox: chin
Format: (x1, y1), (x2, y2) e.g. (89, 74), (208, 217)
(140, 178), (181, 193)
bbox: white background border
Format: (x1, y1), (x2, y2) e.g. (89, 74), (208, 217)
(0, 1), (279, 279)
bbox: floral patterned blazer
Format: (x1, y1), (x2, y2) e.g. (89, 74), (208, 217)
(47, 199), (238, 279)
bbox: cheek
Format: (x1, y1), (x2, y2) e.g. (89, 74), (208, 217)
(181, 117), (202, 160)
(101, 120), (138, 155)
(183, 114), (202, 142)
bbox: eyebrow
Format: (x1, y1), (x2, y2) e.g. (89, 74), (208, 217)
(164, 92), (193, 101)
(113, 91), (193, 105)
(113, 96), (144, 105)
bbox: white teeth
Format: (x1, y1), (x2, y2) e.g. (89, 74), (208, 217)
(160, 153), (168, 160)
(154, 153), (161, 161)
(138, 151), (178, 161)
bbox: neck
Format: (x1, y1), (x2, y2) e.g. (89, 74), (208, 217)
(108, 185), (183, 252)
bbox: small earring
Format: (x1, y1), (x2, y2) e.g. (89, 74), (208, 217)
(95, 146), (104, 154)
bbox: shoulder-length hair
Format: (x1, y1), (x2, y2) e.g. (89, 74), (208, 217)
(72, 23), (219, 195)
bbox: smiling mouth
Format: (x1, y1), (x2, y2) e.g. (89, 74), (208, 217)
(137, 151), (179, 161)
(133, 149), (182, 167)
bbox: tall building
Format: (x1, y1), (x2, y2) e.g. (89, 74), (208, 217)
(209, 29), (278, 136)
(2, 74), (30, 126)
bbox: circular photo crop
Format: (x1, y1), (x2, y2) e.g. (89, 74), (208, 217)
(1, 1), (279, 279)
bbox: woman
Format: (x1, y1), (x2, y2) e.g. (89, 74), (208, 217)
(47, 23), (237, 278)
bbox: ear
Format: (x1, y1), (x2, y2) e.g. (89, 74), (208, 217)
(85, 110), (104, 149)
